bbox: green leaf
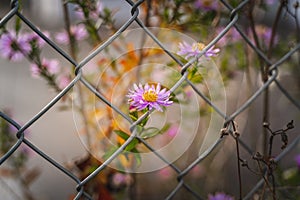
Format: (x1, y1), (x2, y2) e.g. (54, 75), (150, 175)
(124, 138), (139, 151)
(189, 73), (203, 84)
(187, 66), (204, 84)
(139, 115), (149, 127)
(160, 123), (171, 133)
(15, 17), (22, 34)
(102, 145), (119, 160)
(102, 145), (141, 164)
(114, 130), (130, 140)
(15, 1), (23, 34)
(282, 167), (300, 185)
(113, 130), (139, 151)
(132, 148), (142, 167)
(129, 110), (150, 127)
(135, 125), (143, 134)
(140, 127), (162, 139)
(129, 110), (138, 121)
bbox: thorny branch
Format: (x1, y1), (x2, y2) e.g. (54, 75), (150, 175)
(254, 120), (294, 200)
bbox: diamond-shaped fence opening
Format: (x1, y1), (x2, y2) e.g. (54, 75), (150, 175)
(1, 0), (300, 199)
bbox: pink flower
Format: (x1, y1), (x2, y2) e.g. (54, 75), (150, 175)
(190, 164), (205, 178)
(0, 31), (31, 61)
(55, 24), (88, 44)
(75, 1), (103, 20)
(30, 58), (60, 78)
(58, 75), (71, 89)
(30, 63), (41, 78)
(127, 83), (173, 112)
(158, 167), (174, 180)
(25, 31), (49, 49)
(167, 124), (178, 137)
(208, 192), (234, 200)
(110, 173), (132, 188)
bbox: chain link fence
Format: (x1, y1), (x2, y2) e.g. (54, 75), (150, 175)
(1, 0), (300, 199)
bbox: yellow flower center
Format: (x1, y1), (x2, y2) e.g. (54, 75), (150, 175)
(143, 90), (158, 102)
(192, 43), (205, 51)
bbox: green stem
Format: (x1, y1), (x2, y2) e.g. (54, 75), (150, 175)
(62, 0), (92, 150)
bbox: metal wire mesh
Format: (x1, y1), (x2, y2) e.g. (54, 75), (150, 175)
(0, 0), (300, 199)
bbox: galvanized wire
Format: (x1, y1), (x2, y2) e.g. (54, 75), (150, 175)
(0, 0), (300, 199)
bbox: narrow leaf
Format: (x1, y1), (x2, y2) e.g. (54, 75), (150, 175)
(102, 146), (119, 160)
(140, 127), (162, 139)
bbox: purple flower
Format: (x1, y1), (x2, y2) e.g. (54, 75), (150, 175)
(195, 0), (218, 11)
(208, 192), (234, 200)
(178, 42), (220, 61)
(0, 31), (31, 61)
(249, 26), (278, 47)
(55, 24), (88, 44)
(30, 58), (60, 78)
(127, 83), (173, 112)
(25, 31), (49, 49)
(75, 1), (103, 20)
(58, 75), (71, 89)
(257, 26), (273, 43)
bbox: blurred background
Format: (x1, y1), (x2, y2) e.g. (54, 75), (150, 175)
(1, 0), (300, 200)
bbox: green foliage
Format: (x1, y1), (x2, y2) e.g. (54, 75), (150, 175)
(0, 116), (28, 169)
(102, 145), (119, 161)
(139, 127), (162, 139)
(113, 130), (139, 151)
